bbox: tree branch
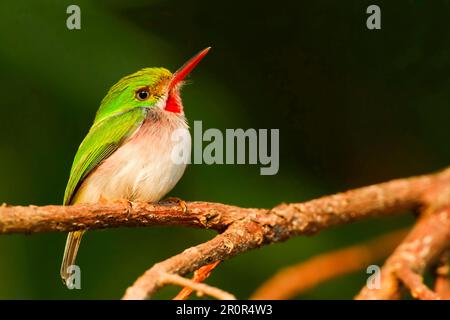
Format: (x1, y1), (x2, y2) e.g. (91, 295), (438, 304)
(0, 167), (449, 299)
(121, 167), (450, 299)
(356, 204), (450, 300)
(1, 168), (449, 235)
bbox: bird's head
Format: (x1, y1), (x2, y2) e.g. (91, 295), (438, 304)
(95, 47), (210, 122)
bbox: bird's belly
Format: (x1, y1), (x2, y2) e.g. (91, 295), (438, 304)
(73, 119), (190, 204)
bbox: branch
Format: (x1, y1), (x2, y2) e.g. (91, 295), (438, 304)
(250, 229), (408, 299)
(0, 167), (449, 299)
(356, 204), (450, 300)
(121, 168), (450, 299)
(2, 168), (449, 235)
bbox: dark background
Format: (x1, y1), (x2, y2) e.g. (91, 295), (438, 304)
(0, 0), (448, 299)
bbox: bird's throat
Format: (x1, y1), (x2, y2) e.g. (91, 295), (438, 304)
(164, 90), (182, 114)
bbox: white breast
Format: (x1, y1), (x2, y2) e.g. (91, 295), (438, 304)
(73, 110), (191, 204)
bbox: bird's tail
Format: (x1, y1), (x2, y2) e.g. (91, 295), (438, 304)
(60, 230), (85, 285)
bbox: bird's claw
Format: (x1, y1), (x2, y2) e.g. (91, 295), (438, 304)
(112, 198), (132, 207)
(160, 197), (188, 214)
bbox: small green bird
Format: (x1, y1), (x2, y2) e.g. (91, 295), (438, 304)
(60, 48), (210, 285)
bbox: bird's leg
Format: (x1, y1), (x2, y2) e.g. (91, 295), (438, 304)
(159, 197), (188, 214)
(109, 198), (133, 218)
(111, 198), (132, 207)
(173, 261), (222, 300)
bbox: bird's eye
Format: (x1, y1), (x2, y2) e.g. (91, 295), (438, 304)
(136, 88), (150, 101)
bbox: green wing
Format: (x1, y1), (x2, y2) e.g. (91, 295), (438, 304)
(64, 107), (148, 205)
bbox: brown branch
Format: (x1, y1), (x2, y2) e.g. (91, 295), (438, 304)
(250, 229), (408, 300)
(397, 267), (440, 300)
(122, 168), (450, 299)
(0, 167), (449, 299)
(356, 204), (450, 300)
(0, 201), (241, 234)
(122, 220), (264, 299)
(1, 168), (449, 236)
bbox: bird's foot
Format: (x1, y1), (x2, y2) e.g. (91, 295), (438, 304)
(110, 199), (133, 218)
(159, 197), (188, 214)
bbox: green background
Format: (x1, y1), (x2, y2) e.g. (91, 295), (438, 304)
(0, 0), (448, 299)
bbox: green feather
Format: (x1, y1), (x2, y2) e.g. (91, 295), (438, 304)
(95, 68), (171, 124)
(63, 107), (148, 205)
(63, 67), (172, 205)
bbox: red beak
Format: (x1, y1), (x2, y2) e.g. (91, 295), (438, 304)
(169, 47), (210, 91)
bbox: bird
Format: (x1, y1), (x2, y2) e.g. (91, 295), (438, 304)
(60, 48), (210, 285)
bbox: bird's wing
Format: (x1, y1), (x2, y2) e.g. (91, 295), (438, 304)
(64, 107), (148, 205)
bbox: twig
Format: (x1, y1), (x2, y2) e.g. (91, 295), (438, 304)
(122, 220), (263, 299)
(159, 272), (236, 300)
(396, 267), (440, 300)
(356, 204), (450, 300)
(174, 261), (221, 300)
(250, 229), (408, 299)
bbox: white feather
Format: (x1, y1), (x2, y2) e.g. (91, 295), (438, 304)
(73, 109), (190, 204)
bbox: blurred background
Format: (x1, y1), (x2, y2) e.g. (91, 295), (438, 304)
(0, 0), (449, 299)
